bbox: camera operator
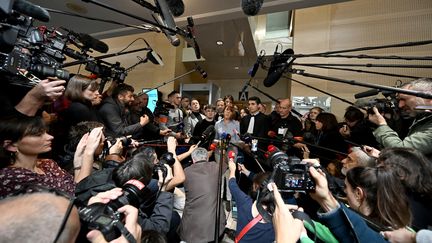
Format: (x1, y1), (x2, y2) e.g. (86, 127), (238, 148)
(269, 183), (305, 243)
(75, 145), (175, 235)
(60, 121), (125, 174)
(339, 106), (380, 148)
(0, 77), (66, 118)
(307, 164), (409, 242)
(158, 90), (185, 140)
(368, 78), (432, 158)
(227, 153), (276, 242)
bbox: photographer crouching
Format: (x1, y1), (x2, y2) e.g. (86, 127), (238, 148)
(74, 136), (186, 242)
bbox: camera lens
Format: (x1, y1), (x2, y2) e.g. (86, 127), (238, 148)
(108, 179), (150, 211)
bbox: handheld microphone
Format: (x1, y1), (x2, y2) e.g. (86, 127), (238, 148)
(263, 48), (295, 87)
(222, 132), (232, 143)
(195, 65), (208, 79)
(13, 0), (50, 22)
(197, 125), (215, 146)
(209, 142), (218, 151)
(228, 151), (236, 160)
(241, 0), (264, 16)
(151, 0), (180, 47)
(354, 89), (380, 99)
(234, 129), (252, 144)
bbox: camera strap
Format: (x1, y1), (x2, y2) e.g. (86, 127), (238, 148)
(114, 221), (137, 243)
(234, 214), (263, 243)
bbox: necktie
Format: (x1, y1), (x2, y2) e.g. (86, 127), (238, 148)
(247, 115), (255, 134)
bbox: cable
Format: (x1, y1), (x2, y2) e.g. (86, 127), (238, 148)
(295, 53), (432, 61)
(45, 8), (157, 32)
(303, 39), (432, 56)
(291, 69), (432, 99)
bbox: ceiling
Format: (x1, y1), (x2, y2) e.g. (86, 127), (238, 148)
(30, 0), (349, 79)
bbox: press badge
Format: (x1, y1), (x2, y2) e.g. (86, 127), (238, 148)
(278, 128), (288, 136)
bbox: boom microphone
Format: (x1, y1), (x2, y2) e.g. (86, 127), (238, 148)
(263, 48), (295, 87)
(153, 0), (180, 47)
(187, 17), (201, 59)
(151, 12), (180, 47)
(13, 0), (50, 22)
(77, 33), (109, 53)
(241, 0), (264, 16)
(354, 89), (380, 99)
(195, 65), (208, 79)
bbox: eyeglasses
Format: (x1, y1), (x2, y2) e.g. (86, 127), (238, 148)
(11, 184), (76, 243)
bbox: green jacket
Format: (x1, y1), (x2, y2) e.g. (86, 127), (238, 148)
(373, 112), (432, 157)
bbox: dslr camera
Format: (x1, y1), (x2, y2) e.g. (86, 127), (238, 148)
(267, 146), (317, 192)
(153, 101), (175, 117)
(153, 152), (175, 179)
(106, 135), (133, 147)
(79, 179), (151, 241)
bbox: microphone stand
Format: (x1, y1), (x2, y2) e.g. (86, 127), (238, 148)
(299, 39), (432, 56)
(295, 53), (432, 61)
(81, 0), (194, 40)
(295, 64), (421, 80)
(81, 0), (178, 35)
(261, 64), (361, 110)
(61, 47), (151, 68)
(294, 63), (432, 69)
(214, 138), (229, 243)
(291, 69), (432, 99)
(282, 74), (362, 110)
(46, 8), (159, 32)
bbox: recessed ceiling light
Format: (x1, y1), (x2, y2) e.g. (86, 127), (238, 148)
(216, 40), (224, 46)
(234, 67), (239, 70)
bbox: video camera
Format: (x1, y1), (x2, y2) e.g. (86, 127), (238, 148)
(356, 98), (397, 115)
(79, 178), (152, 241)
(153, 100), (175, 117)
(85, 61), (127, 83)
(267, 145), (317, 192)
(0, 20), (71, 83)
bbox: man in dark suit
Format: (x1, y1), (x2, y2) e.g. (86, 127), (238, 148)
(239, 97), (271, 189)
(240, 96), (271, 139)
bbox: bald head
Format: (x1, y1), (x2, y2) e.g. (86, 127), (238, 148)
(0, 193), (80, 243)
(278, 98), (292, 118)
